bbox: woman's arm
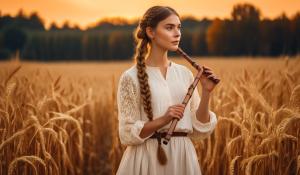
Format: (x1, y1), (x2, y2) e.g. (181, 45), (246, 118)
(195, 66), (218, 123)
(195, 89), (211, 123)
(139, 104), (185, 138)
(186, 67), (218, 140)
(139, 116), (169, 138)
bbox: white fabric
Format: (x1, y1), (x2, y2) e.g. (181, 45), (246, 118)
(116, 61), (218, 175)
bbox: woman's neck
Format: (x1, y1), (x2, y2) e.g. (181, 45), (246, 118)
(145, 45), (169, 67)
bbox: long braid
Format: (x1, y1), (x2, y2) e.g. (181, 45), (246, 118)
(134, 35), (167, 166)
(135, 39), (153, 121)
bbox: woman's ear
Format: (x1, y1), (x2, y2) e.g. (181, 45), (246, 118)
(146, 27), (155, 40)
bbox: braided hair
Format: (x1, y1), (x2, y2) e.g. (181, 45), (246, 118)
(132, 6), (180, 165)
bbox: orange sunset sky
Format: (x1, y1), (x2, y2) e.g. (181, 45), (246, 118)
(0, 0), (299, 29)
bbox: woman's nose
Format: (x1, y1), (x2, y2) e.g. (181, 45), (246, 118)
(174, 29), (181, 38)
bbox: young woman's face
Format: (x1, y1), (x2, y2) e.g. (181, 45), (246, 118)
(151, 14), (181, 51)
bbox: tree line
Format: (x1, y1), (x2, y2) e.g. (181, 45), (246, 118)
(0, 3), (299, 61)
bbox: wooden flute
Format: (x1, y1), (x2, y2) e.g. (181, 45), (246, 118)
(162, 47), (220, 145)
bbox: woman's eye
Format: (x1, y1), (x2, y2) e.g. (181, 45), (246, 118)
(166, 26), (181, 31)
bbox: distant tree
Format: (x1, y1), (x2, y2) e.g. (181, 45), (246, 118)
(62, 21), (72, 30)
(191, 18), (212, 55)
(87, 17), (136, 31)
(179, 30), (193, 55)
(0, 15), (14, 30)
(231, 3), (261, 55)
(259, 19), (273, 55)
(16, 9), (26, 19)
(206, 19), (225, 55)
(181, 16), (200, 28)
(15, 9), (28, 29)
(192, 28), (207, 55)
(108, 31), (132, 59)
(231, 3), (260, 21)
(0, 9), (45, 30)
(3, 27), (27, 58)
(28, 12), (45, 30)
(269, 13), (291, 56)
(73, 24), (81, 31)
(49, 22), (60, 30)
(291, 12), (300, 55)
(206, 19), (236, 55)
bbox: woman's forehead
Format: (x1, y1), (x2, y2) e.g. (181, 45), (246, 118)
(159, 15), (181, 26)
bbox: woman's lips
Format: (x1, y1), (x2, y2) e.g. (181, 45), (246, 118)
(172, 41), (179, 45)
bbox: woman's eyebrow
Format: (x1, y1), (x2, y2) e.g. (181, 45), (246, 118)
(165, 23), (181, 27)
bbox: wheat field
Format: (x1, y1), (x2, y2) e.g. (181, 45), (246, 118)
(0, 57), (300, 175)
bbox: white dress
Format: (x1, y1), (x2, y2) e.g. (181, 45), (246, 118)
(116, 61), (218, 175)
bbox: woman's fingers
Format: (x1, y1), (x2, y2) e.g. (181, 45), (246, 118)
(207, 75), (218, 81)
(203, 69), (215, 78)
(203, 72), (213, 77)
(172, 115), (181, 120)
(204, 70), (213, 74)
(171, 110), (183, 119)
(174, 110), (183, 116)
(207, 75), (220, 83)
(173, 104), (185, 108)
(169, 104), (185, 120)
(171, 105), (185, 113)
(171, 108), (184, 117)
(165, 104), (186, 122)
(169, 114), (181, 120)
(203, 66), (212, 71)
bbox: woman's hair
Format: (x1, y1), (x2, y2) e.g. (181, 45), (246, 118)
(132, 5), (180, 165)
(133, 5), (179, 122)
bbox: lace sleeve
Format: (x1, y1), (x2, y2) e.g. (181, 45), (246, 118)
(186, 69), (218, 140)
(117, 72), (149, 146)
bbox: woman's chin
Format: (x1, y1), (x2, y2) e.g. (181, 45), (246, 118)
(169, 45), (179, 51)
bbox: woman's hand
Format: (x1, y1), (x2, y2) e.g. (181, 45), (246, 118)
(163, 104), (185, 123)
(139, 104), (185, 139)
(200, 66), (219, 93)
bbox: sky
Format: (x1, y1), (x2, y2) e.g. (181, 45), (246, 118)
(0, 0), (299, 29)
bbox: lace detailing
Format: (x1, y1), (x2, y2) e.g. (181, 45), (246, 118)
(117, 72), (150, 146)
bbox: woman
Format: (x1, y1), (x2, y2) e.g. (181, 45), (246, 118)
(116, 5), (219, 175)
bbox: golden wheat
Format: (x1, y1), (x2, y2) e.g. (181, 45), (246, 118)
(0, 57), (299, 174)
